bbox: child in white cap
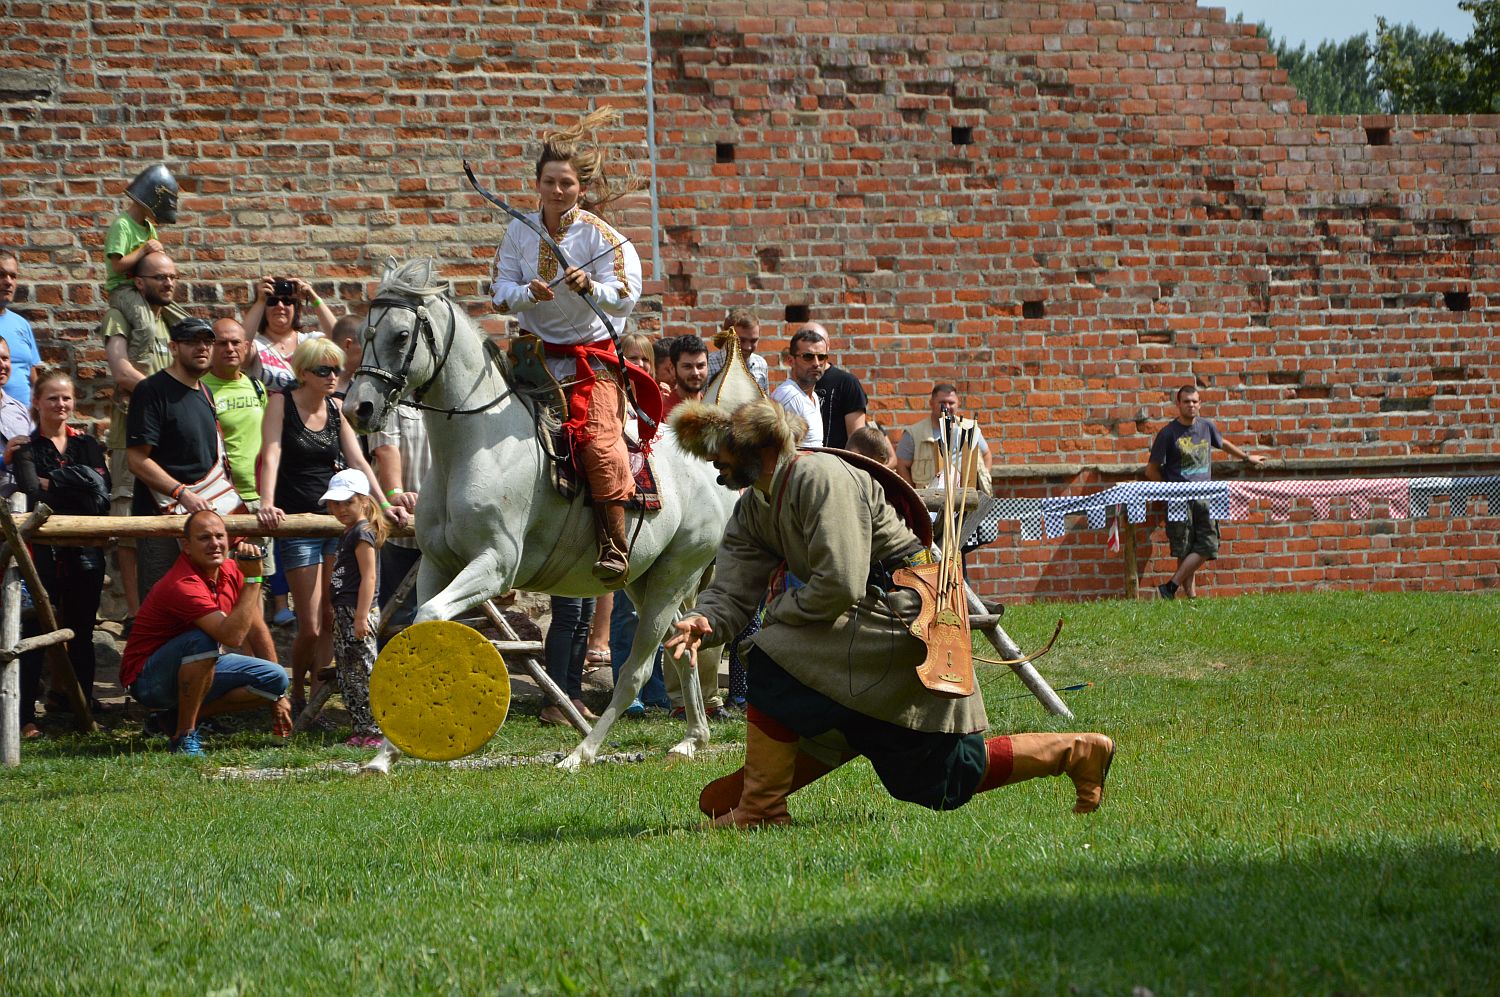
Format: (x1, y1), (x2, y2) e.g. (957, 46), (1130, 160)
(320, 468), (389, 747)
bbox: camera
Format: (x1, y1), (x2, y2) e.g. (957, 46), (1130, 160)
(271, 278), (296, 300)
(234, 545), (264, 562)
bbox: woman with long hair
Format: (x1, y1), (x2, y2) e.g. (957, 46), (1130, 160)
(256, 338), (391, 714)
(13, 369), (111, 735)
(490, 108), (646, 586)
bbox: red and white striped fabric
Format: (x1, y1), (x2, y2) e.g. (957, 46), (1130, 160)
(1228, 478), (1410, 522)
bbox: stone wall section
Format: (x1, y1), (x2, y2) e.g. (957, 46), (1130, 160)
(2, 1), (1496, 600)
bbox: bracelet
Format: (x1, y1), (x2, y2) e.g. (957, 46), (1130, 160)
(379, 500), (393, 511)
(311, 296), (323, 307)
(170, 483), (185, 500)
(243, 576), (264, 585)
(385, 487), (402, 499)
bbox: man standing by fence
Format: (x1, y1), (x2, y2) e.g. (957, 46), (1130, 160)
(1146, 385), (1265, 599)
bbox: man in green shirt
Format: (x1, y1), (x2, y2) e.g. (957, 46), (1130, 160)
(201, 318), (266, 506)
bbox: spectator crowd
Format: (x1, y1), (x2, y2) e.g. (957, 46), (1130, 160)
(3, 163), (1012, 756)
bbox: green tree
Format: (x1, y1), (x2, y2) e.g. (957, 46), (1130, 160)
(1374, 0), (1500, 112)
(1270, 33), (1380, 114)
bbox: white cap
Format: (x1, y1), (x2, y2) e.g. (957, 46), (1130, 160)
(319, 468), (372, 504)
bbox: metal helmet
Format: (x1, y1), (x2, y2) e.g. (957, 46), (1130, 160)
(125, 164), (180, 224)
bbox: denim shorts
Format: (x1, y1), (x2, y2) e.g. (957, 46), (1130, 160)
(277, 535), (339, 572)
(129, 628), (289, 710)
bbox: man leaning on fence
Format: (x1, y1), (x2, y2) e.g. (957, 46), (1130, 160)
(1146, 384), (1266, 600)
(119, 510), (291, 756)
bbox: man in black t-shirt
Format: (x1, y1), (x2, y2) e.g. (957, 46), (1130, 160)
(1145, 385), (1266, 600)
(127, 317), (226, 599)
(806, 323), (868, 449)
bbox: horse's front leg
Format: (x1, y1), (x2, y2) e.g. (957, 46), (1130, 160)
(412, 548), (507, 624)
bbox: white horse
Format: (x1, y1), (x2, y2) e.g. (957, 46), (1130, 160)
(343, 259), (736, 772)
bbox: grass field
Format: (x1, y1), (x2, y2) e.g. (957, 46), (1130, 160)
(2, 591), (1497, 995)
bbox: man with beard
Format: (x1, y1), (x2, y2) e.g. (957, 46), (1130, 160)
(102, 250), (178, 626)
(663, 333), (710, 416)
(665, 397), (1114, 828)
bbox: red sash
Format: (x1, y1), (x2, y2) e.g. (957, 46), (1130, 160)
(542, 339), (662, 445)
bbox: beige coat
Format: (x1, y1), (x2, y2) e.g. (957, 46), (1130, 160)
(693, 452), (988, 734)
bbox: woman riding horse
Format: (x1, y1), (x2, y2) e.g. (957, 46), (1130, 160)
(489, 108), (643, 585)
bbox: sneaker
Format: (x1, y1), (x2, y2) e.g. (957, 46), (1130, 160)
(623, 698), (646, 718)
(169, 729), (205, 757)
(1157, 583), (1176, 600)
(345, 733), (384, 748)
(271, 607), (295, 627)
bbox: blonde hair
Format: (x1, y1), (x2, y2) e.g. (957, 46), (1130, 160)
(347, 493), (390, 548)
(290, 336), (344, 378)
(619, 332), (652, 362)
(535, 108), (642, 213)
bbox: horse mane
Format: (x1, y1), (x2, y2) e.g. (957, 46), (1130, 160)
(377, 257), (452, 299)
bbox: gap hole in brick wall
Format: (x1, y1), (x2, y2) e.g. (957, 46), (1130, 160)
(1021, 300), (1045, 319)
(951, 125), (973, 146)
(1443, 290), (1470, 312)
(1365, 126), (1391, 146)
(715, 142), (735, 164)
(784, 304), (810, 324)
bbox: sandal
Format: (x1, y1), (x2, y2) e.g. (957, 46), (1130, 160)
(584, 648), (611, 665)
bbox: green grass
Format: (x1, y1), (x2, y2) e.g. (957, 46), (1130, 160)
(3, 591), (1497, 995)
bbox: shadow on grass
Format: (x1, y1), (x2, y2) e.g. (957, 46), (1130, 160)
(754, 842), (1500, 992)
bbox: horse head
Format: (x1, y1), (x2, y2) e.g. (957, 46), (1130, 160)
(346, 257), (454, 434)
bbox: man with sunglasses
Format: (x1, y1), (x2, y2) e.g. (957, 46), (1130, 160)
(101, 251), (179, 626)
(771, 327), (826, 448)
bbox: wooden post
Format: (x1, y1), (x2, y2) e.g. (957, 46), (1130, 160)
(479, 599), (591, 736)
(1, 495), (23, 765)
(0, 502), (94, 730)
(1118, 504), (1139, 600)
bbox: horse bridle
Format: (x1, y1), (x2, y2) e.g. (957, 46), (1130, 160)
(352, 293), (514, 419)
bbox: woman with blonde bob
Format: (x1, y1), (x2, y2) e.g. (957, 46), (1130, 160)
(257, 337), (392, 714)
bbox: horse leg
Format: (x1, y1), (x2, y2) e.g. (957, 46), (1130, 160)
(558, 585), (691, 771)
(667, 640), (711, 762)
(411, 548), (507, 624)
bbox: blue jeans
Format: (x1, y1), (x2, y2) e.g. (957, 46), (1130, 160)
(277, 535), (338, 572)
(609, 592), (668, 708)
(129, 629), (288, 710)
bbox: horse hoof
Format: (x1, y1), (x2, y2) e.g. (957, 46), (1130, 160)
(359, 757), (391, 775)
(556, 752), (586, 773)
(667, 739), (699, 761)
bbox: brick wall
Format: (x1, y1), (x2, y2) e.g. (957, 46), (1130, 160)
(2, 1), (1496, 601)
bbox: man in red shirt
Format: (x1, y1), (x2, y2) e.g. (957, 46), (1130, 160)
(121, 509), (291, 756)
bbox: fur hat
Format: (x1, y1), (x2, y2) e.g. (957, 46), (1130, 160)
(671, 398), (806, 460)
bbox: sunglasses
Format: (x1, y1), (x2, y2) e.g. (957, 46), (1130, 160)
(266, 295), (296, 307)
(794, 352), (830, 363)
(309, 364), (342, 377)
(140, 273), (179, 282)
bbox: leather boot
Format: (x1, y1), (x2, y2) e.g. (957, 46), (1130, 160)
(591, 502), (630, 586)
(699, 748), (854, 819)
(976, 732), (1115, 814)
(707, 716), (799, 828)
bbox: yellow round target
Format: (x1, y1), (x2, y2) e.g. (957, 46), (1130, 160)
(369, 620), (511, 761)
